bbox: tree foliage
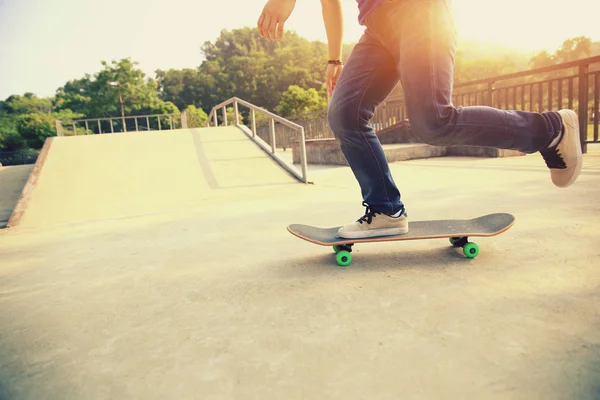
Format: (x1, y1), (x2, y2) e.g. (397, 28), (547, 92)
(185, 105), (208, 128)
(0, 30), (598, 154)
(55, 58), (173, 118)
(529, 36), (592, 68)
(157, 28), (341, 114)
(275, 85), (328, 117)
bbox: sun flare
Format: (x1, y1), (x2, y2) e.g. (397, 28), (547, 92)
(451, 0), (600, 52)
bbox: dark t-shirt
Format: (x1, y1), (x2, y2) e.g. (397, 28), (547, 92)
(356, 0), (382, 25)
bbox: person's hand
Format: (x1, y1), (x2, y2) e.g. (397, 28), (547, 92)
(257, 0), (296, 41)
(326, 63), (343, 96)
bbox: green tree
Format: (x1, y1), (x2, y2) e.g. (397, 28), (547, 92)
(15, 109), (84, 148)
(155, 68), (205, 111)
(15, 113), (55, 149)
(154, 28), (356, 116)
(185, 105), (208, 128)
(1, 94), (55, 148)
(150, 101), (180, 130)
(0, 131), (26, 151)
(55, 58), (175, 120)
(529, 50), (555, 69)
(529, 36), (592, 69)
(2, 93), (53, 115)
(275, 85), (327, 117)
(53, 77), (93, 116)
(555, 36), (591, 63)
(197, 28), (333, 111)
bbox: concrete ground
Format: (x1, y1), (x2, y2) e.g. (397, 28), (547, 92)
(0, 128), (599, 399)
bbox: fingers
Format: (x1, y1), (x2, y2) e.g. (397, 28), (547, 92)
(329, 78), (337, 96)
(258, 13), (279, 41)
(257, 6), (285, 41)
(267, 16), (278, 40)
(276, 21), (285, 41)
(327, 65), (343, 96)
(327, 75), (335, 97)
(257, 13), (266, 37)
(258, 14), (273, 39)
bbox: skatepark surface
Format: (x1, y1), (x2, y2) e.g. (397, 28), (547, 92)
(0, 126), (599, 399)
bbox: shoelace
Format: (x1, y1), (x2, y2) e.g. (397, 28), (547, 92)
(541, 147), (567, 169)
(356, 201), (380, 224)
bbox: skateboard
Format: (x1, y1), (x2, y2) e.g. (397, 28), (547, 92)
(287, 213), (515, 266)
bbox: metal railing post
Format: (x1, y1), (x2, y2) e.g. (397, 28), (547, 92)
(594, 73), (599, 143)
(298, 127), (308, 183)
(181, 111), (187, 129)
(487, 81), (494, 107)
(213, 111), (218, 127)
(222, 107), (228, 126)
(234, 100), (239, 125)
(578, 63), (589, 153)
(55, 120), (64, 136)
(269, 118), (276, 153)
(251, 108), (256, 137)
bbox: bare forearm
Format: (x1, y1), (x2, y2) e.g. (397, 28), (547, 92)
(321, 0), (343, 60)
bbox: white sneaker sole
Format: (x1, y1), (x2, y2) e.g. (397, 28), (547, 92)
(555, 109), (583, 188)
(337, 226), (409, 239)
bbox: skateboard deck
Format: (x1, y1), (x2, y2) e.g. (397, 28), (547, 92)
(287, 213), (515, 266)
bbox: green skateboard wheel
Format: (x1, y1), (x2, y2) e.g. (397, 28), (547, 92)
(333, 245), (341, 253)
(336, 250), (352, 267)
(463, 242), (480, 258)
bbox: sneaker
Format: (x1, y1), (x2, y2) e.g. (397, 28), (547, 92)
(540, 109), (583, 188)
(337, 202), (409, 239)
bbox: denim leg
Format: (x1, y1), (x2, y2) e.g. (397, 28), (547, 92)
(374, 0), (561, 153)
(327, 33), (404, 215)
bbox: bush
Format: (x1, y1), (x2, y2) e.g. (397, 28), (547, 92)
(15, 113), (56, 149)
(185, 105), (208, 128)
(0, 131), (26, 151)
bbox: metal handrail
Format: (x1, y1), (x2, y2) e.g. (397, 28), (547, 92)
(206, 97), (309, 184)
(453, 55), (600, 89)
(55, 112), (186, 136)
(277, 55), (600, 151)
(61, 113), (181, 123)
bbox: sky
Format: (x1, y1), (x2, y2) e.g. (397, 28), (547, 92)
(1, 0), (600, 100)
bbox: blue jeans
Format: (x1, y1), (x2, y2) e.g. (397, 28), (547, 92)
(327, 0), (562, 215)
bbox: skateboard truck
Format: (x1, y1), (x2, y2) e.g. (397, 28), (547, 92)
(449, 237), (480, 258)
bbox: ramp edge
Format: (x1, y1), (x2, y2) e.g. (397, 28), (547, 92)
(6, 137), (55, 228)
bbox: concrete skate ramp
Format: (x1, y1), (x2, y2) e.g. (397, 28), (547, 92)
(7, 126), (296, 229)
